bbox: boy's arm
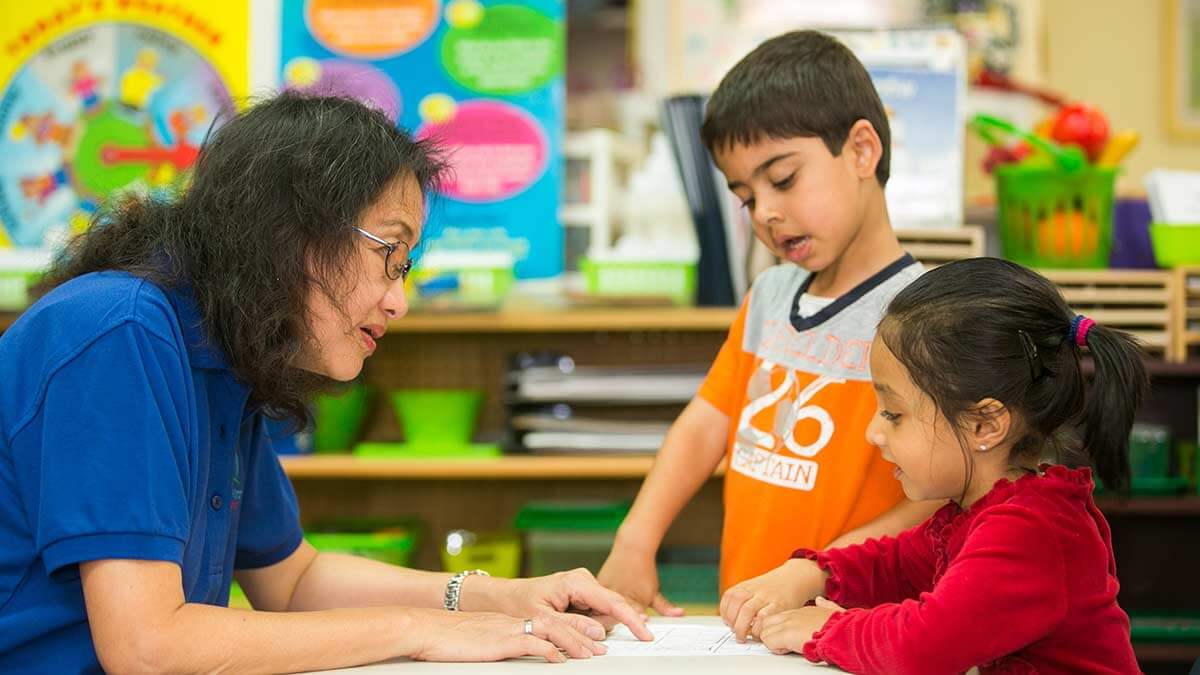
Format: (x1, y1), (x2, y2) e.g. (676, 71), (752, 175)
(597, 397), (730, 615)
(825, 498), (944, 550)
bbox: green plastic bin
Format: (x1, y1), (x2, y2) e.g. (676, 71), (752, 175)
(312, 383), (371, 454)
(580, 258), (697, 306)
(391, 389), (482, 445)
(514, 501), (629, 577)
(306, 518), (418, 567)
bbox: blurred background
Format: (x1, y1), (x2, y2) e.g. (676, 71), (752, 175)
(1, 2), (1199, 671)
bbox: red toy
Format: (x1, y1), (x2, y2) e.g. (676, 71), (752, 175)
(1049, 103), (1109, 162)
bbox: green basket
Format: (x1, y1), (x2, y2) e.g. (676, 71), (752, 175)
(390, 389), (482, 445)
(995, 165), (1117, 268)
(580, 258), (697, 305)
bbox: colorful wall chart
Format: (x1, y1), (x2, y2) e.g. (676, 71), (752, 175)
(281, 0), (565, 279)
(0, 1), (248, 249)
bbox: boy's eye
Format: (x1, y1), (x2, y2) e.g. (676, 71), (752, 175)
(880, 410), (902, 423)
(740, 198), (755, 211)
(771, 173), (796, 190)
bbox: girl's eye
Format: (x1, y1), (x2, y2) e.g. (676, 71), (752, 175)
(880, 410), (902, 423)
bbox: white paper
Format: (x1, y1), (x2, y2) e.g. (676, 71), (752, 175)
(604, 623), (775, 657)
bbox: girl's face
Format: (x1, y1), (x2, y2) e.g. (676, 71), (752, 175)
(300, 175), (422, 381)
(865, 334), (974, 503)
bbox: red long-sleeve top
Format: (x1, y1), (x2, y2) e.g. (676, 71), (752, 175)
(794, 465), (1140, 674)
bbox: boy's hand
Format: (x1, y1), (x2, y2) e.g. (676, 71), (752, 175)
(757, 598), (845, 655)
(720, 558), (828, 641)
(596, 543), (684, 618)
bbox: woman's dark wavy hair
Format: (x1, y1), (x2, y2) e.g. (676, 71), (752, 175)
(879, 257), (1148, 493)
(36, 91), (447, 425)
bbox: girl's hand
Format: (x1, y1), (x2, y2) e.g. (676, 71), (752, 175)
(403, 609), (596, 662)
(467, 568), (655, 642)
(757, 597), (846, 656)
(719, 559), (829, 641)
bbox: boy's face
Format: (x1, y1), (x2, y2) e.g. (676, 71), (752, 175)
(715, 134), (866, 274)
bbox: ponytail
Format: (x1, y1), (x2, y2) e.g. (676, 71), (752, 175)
(1078, 322), (1148, 492)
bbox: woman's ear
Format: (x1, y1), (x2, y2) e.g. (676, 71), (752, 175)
(969, 398), (1012, 453)
(845, 119), (883, 180)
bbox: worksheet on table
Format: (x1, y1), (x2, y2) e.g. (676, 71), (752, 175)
(604, 623), (775, 657)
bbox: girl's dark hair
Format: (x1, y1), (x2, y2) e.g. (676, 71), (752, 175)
(701, 30), (892, 187)
(36, 91), (447, 425)
(879, 257), (1148, 492)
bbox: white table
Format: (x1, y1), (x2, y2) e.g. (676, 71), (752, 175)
(307, 617), (841, 674)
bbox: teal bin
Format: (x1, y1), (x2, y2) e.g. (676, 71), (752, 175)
(657, 546), (720, 605)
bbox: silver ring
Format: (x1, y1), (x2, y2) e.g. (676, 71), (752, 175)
(523, 619), (534, 635)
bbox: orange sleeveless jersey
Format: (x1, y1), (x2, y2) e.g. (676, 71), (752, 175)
(696, 257), (923, 590)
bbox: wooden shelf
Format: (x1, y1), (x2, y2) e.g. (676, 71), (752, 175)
(1133, 640), (1200, 662)
(282, 454), (727, 480)
(1095, 495), (1200, 516)
(386, 307), (738, 333)
(283, 457), (1199, 515)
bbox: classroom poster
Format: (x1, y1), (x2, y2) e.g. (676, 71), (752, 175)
(836, 30), (967, 230)
(279, 0), (565, 279)
(0, 1), (248, 249)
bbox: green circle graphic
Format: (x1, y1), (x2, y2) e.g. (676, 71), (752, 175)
(440, 4), (563, 95)
(74, 105), (153, 198)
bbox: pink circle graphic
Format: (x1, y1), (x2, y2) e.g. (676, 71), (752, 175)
(417, 99), (549, 202)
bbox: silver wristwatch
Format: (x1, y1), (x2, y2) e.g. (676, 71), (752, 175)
(443, 569), (489, 611)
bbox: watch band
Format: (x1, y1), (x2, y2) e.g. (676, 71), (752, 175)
(443, 569), (490, 611)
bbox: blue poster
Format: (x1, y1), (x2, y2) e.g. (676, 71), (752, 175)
(280, 0), (565, 279)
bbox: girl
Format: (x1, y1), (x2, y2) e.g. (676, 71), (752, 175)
(725, 257), (1144, 674)
(0, 92), (650, 674)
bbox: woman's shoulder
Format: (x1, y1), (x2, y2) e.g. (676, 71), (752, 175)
(28, 271), (177, 336)
(2, 272), (184, 368)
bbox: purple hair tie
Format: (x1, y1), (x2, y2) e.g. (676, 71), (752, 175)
(1070, 315), (1095, 347)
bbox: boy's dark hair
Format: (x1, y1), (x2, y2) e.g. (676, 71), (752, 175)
(879, 257), (1148, 493)
(701, 30), (892, 187)
(37, 91), (447, 425)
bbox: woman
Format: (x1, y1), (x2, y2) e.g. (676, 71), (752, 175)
(0, 92), (651, 673)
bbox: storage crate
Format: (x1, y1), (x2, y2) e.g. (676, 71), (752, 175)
(1040, 270), (1178, 360)
(1173, 266), (1200, 362)
(896, 225), (984, 267)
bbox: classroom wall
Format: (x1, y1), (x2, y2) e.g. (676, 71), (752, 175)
(1042, 0), (1200, 194)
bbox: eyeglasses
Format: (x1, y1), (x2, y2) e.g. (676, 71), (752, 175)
(354, 227), (413, 281)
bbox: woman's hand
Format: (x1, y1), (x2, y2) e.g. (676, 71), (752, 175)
(402, 609), (604, 662)
(464, 568), (654, 642)
(757, 597), (845, 655)
(719, 558), (829, 641)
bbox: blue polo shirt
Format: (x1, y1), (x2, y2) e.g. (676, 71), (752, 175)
(0, 271), (304, 673)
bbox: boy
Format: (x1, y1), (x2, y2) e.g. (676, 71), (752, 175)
(598, 30), (939, 635)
